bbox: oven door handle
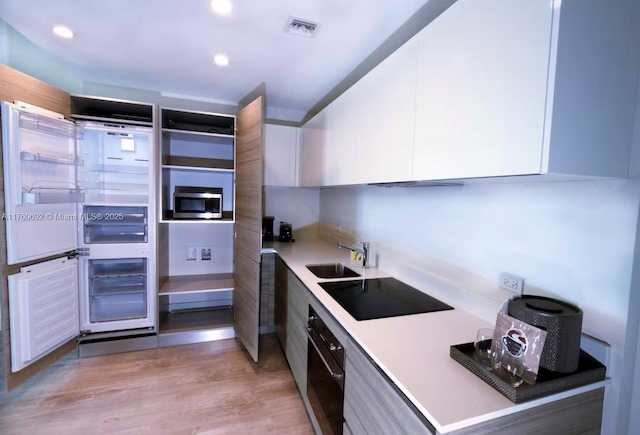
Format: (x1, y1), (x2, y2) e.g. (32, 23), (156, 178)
(305, 326), (344, 381)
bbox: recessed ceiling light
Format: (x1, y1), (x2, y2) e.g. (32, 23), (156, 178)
(52, 25), (74, 39)
(214, 54), (230, 67)
(211, 0), (233, 15)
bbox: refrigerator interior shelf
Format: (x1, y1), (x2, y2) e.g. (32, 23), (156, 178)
(19, 115), (82, 139)
(86, 183), (149, 192)
(21, 151), (84, 166)
(87, 167), (148, 175)
(91, 286), (146, 296)
(84, 221), (147, 227)
(22, 190), (85, 204)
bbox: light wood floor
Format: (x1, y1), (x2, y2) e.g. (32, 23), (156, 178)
(0, 334), (313, 435)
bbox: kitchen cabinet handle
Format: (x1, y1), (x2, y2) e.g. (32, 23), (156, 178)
(305, 326), (344, 380)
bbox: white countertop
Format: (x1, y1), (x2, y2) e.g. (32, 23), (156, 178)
(266, 233), (608, 433)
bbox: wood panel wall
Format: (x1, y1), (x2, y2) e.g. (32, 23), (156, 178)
(0, 64), (71, 118)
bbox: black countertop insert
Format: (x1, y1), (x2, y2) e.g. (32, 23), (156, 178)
(319, 277), (454, 321)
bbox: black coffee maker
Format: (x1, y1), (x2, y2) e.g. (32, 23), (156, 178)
(262, 216), (274, 241)
(278, 221), (292, 242)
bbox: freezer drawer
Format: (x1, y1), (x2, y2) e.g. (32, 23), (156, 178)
(90, 292), (147, 323)
(83, 206), (148, 244)
(89, 258), (147, 277)
(91, 275), (146, 295)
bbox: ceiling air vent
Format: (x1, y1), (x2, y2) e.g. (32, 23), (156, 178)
(284, 17), (320, 38)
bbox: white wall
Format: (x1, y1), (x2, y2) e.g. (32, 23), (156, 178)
(0, 20), (8, 65)
(319, 179), (640, 433)
(167, 223), (234, 276)
(263, 187), (320, 237)
(0, 19), (83, 94)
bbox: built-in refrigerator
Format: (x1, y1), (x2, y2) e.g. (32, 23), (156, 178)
(1, 100), (155, 372)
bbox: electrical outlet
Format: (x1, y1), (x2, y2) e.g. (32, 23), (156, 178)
(186, 247), (197, 261)
(200, 247), (212, 261)
(499, 273), (524, 295)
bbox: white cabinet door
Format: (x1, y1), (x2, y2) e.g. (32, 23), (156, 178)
(9, 257), (79, 372)
(413, 0), (554, 180)
(299, 32), (418, 186)
(323, 91), (359, 185)
(348, 34), (419, 184)
(264, 124), (299, 187)
(300, 112), (325, 187)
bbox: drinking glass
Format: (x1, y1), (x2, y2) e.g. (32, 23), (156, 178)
(474, 328), (494, 370)
(492, 346), (525, 388)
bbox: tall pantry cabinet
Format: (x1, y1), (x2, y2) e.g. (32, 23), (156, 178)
(0, 63), (267, 392)
(156, 97), (265, 361)
(157, 107), (237, 347)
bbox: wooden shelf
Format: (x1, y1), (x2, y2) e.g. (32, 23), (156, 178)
(162, 155), (234, 170)
(159, 273), (234, 295)
(162, 128), (234, 141)
(161, 210), (234, 222)
(159, 307), (233, 334)
(159, 219), (235, 224)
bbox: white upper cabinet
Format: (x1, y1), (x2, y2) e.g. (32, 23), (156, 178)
(300, 32), (419, 186)
(413, 0), (636, 181)
(413, 0), (552, 180)
(264, 124), (299, 187)
(349, 35), (419, 184)
(299, 111), (325, 187)
(301, 0), (636, 185)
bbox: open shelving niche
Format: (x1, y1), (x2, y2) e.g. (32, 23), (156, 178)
(157, 107), (237, 345)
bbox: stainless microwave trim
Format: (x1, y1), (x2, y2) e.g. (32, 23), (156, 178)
(174, 192), (222, 199)
(173, 211), (222, 219)
(173, 186), (223, 219)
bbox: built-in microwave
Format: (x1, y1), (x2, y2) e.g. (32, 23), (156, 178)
(173, 186), (222, 219)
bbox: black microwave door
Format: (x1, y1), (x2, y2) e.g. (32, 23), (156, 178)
(176, 198), (205, 213)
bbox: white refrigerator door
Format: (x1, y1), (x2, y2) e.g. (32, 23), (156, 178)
(2, 101), (80, 265)
(9, 257), (79, 372)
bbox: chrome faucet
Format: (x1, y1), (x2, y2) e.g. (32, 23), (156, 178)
(337, 241), (370, 268)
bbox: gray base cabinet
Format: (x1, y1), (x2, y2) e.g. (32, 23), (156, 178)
(285, 270), (309, 392)
(274, 256), (288, 347)
(274, 256), (309, 393)
(344, 337), (434, 435)
(274, 256), (604, 434)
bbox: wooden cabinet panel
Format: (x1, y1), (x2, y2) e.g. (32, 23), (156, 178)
(274, 256), (287, 348)
(235, 96), (263, 238)
(285, 269), (309, 395)
(233, 251), (260, 360)
(233, 95), (264, 362)
(0, 64), (71, 118)
(413, 0), (552, 180)
(449, 388), (603, 435)
(344, 337), (434, 434)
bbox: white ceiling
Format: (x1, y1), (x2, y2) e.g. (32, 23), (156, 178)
(0, 0), (428, 120)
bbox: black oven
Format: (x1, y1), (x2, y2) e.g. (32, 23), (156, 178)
(306, 306), (344, 434)
(173, 186), (222, 219)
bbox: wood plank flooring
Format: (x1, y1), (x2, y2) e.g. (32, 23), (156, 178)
(0, 334), (313, 435)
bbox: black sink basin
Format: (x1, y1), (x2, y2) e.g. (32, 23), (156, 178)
(318, 277), (453, 321)
(306, 263), (361, 279)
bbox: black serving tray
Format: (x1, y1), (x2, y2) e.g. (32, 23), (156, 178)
(450, 342), (606, 403)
